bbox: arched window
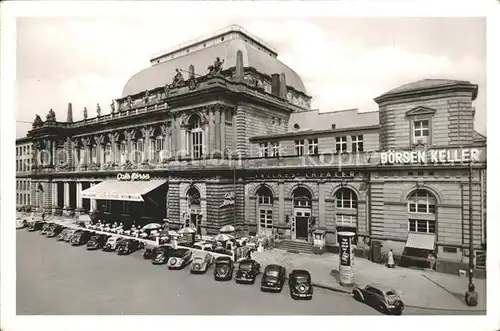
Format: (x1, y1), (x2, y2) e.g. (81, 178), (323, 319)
(293, 187), (312, 208)
(257, 186), (274, 235)
(257, 186), (273, 205)
(187, 186), (201, 229)
(189, 115), (203, 159)
(335, 188), (358, 209)
(407, 189), (437, 234)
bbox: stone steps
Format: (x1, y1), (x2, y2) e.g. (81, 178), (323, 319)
(277, 240), (314, 254)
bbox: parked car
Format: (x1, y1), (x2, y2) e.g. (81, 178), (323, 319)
(168, 248), (193, 269)
(352, 283), (404, 315)
(28, 221), (44, 232)
(142, 246), (157, 259)
(48, 225), (65, 238)
(102, 236), (125, 251)
(71, 230), (92, 246)
(56, 228), (71, 241)
(288, 269), (313, 300)
(86, 234), (109, 250)
(214, 256), (234, 281)
(117, 239), (142, 255)
(64, 229), (82, 242)
(152, 246), (173, 265)
(16, 217), (28, 229)
(260, 264), (286, 292)
(235, 259), (260, 284)
(191, 252), (213, 274)
(40, 222), (53, 235)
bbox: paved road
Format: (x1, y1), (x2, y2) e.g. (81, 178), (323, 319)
(16, 229), (482, 315)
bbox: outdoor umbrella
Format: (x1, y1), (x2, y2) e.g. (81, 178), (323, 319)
(142, 223), (162, 230)
(219, 225), (235, 233)
(178, 227), (197, 235)
(214, 233), (235, 242)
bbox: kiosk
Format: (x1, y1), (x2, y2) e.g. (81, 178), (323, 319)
(338, 231), (356, 286)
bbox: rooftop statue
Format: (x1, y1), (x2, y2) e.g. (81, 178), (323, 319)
(83, 107), (88, 120)
(32, 114), (43, 128)
(127, 96), (133, 108)
(96, 103), (101, 117)
(144, 90), (150, 103)
(172, 69), (185, 87)
(208, 57), (224, 77)
(46, 109), (56, 122)
(110, 100), (116, 113)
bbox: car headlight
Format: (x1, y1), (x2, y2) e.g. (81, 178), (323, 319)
(170, 258), (177, 265)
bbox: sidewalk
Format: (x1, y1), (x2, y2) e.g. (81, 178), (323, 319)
(252, 249), (486, 311)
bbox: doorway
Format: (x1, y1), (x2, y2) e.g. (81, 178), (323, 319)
(295, 208), (310, 240)
(291, 186), (312, 241)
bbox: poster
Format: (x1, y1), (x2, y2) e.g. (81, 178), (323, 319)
(339, 234), (351, 267)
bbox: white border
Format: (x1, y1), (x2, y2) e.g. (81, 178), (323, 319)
(1, 1), (499, 331)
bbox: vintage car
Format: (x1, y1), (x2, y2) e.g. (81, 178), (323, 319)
(168, 248), (193, 269)
(56, 228), (71, 241)
(16, 217), (28, 229)
(27, 220), (44, 232)
(235, 259), (261, 284)
(261, 264), (286, 292)
(47, 225), (64, 238)
(352, 283), (405, 315)
(152, 246), (173, 265)
(288, 269), (313, 300)
(64, 229), (82, 242)
(117, 239), (142, 255)
(40, 222), (53, 235)
(102, 236), (125, 251)
(191, 252), (213, 274)
(86, 234), (109, 250)
(214, 256), (234, 281)
(71, 230), (92, 246)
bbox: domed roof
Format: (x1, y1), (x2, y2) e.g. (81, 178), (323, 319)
(122, 36), (307, 97)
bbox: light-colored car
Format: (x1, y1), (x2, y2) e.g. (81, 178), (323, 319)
(16, 217), (28, 229)
(102, 236), (124, 251)
(168, 248), (193, 269)
(190, 252), (213, 274)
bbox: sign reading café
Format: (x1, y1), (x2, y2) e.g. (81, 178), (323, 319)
(380, 148), (481, 165)
(117, 172), (151, 181)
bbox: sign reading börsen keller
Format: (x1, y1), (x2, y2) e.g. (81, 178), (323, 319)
(380, 148), (481, 165)
(117, 172), (151, 181)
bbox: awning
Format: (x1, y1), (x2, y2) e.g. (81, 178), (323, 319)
(81, 180), (166, 202)
(405, 232), (436, 250)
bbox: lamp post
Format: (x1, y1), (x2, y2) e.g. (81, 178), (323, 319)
(465, 160), (478, 306)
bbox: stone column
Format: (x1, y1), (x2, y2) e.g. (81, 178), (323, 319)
(51, 140), (56, 167)
(220, 107), (226, 154)
(279, 182), (285, 224)
(318, 181), (325, 227)
(215, 108), (221, 151)
(126, 130), (134, 162)
(90, 183), (97, 212)
(64, 182), (70, 209)
(52, 181), (58, 212)
(208, 107), (214, 155)
(76, 182), (83, 209)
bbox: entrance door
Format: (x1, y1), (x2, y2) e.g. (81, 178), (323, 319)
(259, 208), (273, 236)
(295, 208), (310, 240)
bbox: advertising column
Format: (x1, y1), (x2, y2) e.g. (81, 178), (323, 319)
(338, 231), (356, 286)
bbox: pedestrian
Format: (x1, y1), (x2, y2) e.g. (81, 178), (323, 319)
(41, 212), (45, 222)
(387, 249), (395, 268)
(428, 252), (436, 270)
(246, 249), (252, 260)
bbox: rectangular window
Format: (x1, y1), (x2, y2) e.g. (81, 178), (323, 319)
(27, 194), (30, 205)
(258, 195), (272, 205)
(335, 136), (347, 153)
(295, 140), (305, 156)
(408, 219), (436, 234)
(192, 131), (203, 159)
(153, 137), (163, 162)
(137, 140), (144, 162)
(351, 135), (364, 152)
(270, 142), (280, 157)
(259, 142), (268, 158)
(413, 120), (430, 144)
(259, 209), (273, 232)
(336, 214), (357, 227)
(308, 138), (318, 155)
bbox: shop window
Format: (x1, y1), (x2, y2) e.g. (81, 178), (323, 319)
(335, 188), (358, 209)
(413, 120), (429, 145)
(351, 135), (363, 152)
(335, 136), (347, 153)
(308, 138), (318, 155)
(295, 140), (305, 156)
(408, 219), (436, 234)
(407, 189), (436, 214)
(259, 142), (269, 158)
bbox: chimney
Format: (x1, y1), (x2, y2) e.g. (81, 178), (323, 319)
(189, 64), (195, 79)
(271, 74), (280, 96)
(279, 73), (287, 99)
(235, 50), (244, 81)
(66, 103), (73, 123)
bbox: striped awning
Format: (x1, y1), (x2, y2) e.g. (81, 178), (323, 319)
(405, 232), (436, 250)
(81, 180), (166, 202)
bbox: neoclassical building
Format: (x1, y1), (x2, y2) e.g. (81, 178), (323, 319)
(26, 25), (486, 271)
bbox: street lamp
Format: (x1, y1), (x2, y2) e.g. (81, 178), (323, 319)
(465, 160), (478, 306)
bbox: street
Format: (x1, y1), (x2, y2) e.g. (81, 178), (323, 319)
(16, 229), (481, 315)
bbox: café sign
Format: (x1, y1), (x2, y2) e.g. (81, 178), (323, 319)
(220, 192), (235, 208)
(380, 148), (481, 165)
(116, 172), (151, 181)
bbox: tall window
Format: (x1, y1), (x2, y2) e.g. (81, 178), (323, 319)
(408, 189), (436, 214)
(91, 146), (97, 164)
(137, 139), (144, 162)
(190, 115), (203, 159)
(351, 135), (363, 152)
(308, 138), (318, 155)
(270, 142), (280, 157)
(104, 143), (111, 163)
(408, 219), (436, 234)
(413, 120), (429, 144)
(152, 137), (163, 162)
(295, 140), (305, 156)
(121, 141), (127, 164)
(259, 142), (268, 157)
(335, 136), (347, 153)
(335, 188), (357, 209)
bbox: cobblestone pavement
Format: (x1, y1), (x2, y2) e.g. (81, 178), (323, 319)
(251, 249), (486, 312)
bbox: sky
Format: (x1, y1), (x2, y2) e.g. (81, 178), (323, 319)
(16, 17), (486, 137)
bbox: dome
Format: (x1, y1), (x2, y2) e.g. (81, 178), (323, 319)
(121, 34), (307, 97)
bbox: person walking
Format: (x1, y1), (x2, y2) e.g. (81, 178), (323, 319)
(387, 249), (395, 268)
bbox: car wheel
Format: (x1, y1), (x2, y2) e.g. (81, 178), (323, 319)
(379, 303), (388, 314)
(353, 290), (362, 301)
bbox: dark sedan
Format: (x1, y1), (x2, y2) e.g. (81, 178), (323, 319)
(152, 246), (173, 265)
(289, 269), (313, 300)
(353, 283), (405, 315)
(260, 264), (286, 292)
(235, 259), (260, 284)
(28, 221), (44, 232)
(117, 239), (142, 255)
(86, 234), (109, 250)
(214, 256), (234, 281)
(40, 223), (53, 235)
(47, 225), (65, 238)
(71, 231), (92, 246)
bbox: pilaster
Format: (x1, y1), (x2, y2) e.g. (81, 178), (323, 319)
(220, 106), (226, 153)
(64, 182), (70, 209)
(279, 181), (285, 224)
